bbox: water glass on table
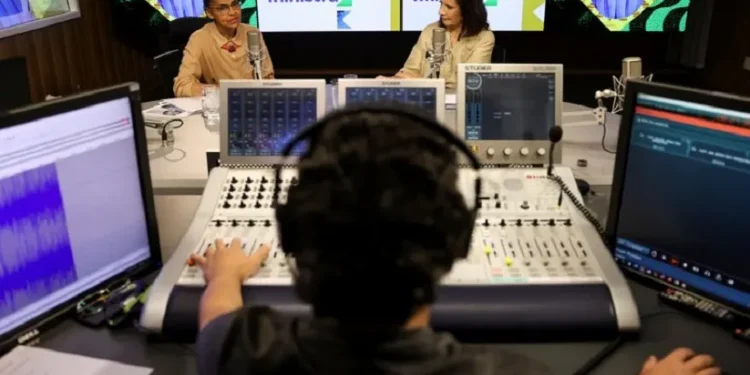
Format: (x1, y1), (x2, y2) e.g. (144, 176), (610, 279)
(202, 85), (220, 127)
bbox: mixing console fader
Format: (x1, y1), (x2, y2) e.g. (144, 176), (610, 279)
(141, 166), (640, 341)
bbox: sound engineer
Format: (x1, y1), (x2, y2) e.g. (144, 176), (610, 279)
(187, 107), (722, 375)
(380, 0), (495, 89)
(173, 0), (275, 97)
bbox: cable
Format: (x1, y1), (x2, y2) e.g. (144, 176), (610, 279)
(572, 336), (625, 375)
(546, 174), (610, 249)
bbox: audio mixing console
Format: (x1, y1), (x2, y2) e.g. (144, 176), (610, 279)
(140, 165), (640, 341)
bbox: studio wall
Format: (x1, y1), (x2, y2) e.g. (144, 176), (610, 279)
(699, 0), (749, 96)
(0, 0), (156, 103)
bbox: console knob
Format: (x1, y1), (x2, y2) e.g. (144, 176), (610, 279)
(261, 176), (268, 184)
(482, 219), (490, 227)
(254, 201), (262, 208)
(231, 220), (239, 227)
(500, 219), (506, 227)
(214, 220), (223, 227)
(222, 202), (231, 209)
(537, 148), (546, 156)
(532, 219), (539, 226)
(548, 219), (556, 226)
(521, 201), (529, 210)
(257, 193), (264, 200)
(264, 220), (272, 227)
(487, 147), (495, 156)
(241, 193), (249, 200)
(231, 177), (238, 184)
(516, 219), (523, 226)
(248, 220), (256, 227)
(495, 201), (501, 208)
(520, 147), (529, 156)
(503, 147), (513, 156)
(245, 177), (253, 184)
(228, 185), (236, 192)
(226, 193), (234, 200)
(564, 219), (572, 226)
(239, 201), (247, 209)
(244, 185), (251, 192)
(258, 185), (265, 192)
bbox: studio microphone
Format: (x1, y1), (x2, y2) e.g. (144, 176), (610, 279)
(605, 56), (651, 113)
(547, 125), (563, 177)
(427, 28), (446, 78)
(247, 30), (263, 80)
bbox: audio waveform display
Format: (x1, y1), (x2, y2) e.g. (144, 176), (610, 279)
(0, 164), (78, 319)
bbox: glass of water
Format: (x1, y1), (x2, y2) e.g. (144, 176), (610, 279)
(202, 85), (220, 127)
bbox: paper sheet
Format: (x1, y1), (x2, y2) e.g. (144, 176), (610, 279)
(0, 346), (153, 375)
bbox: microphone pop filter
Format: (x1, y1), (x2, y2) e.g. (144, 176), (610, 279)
(548, 126), (563, 143)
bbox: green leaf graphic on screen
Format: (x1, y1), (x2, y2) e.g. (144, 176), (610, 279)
(338, 0), (353, 7)
(484, 0), (498, 6)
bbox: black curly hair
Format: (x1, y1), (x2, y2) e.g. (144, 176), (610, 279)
(277, 107), (470, 327)
(439, 0), (490, 38)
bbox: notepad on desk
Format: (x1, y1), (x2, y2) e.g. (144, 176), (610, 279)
(0, 346), (153, 375)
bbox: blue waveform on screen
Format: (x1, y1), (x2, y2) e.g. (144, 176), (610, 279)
(0, 164), (78, 320)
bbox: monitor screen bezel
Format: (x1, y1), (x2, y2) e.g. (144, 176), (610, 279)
(456, 63), (563, 135)
(0, 83), (163, 354)
(336, 78), (447, 126)
(607, 80), (750, 317)
(219, 79), (327, 165)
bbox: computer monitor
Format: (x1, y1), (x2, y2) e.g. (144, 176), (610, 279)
(0, 83), (161, 352)
(456, 64), (563, 165)
(336, 79), (446, 126)
(608, 81), (750, 317)
(219, 79), (327, 165)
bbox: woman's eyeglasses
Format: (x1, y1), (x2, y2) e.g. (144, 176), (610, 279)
(209, 1), (242, 15)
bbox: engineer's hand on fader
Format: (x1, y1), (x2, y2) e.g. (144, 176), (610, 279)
(190, 239), (270, 283)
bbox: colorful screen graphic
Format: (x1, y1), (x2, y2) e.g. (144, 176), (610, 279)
(546, 0), (690, 31)
(403, 0), (546, 32)
(257, 0), (400, 32)
(141, 0), (690, 32)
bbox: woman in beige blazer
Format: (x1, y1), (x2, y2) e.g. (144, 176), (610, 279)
(383, 0), (495, 89)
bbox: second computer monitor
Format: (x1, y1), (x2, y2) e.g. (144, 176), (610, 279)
(220, 79), (327, 165)
(457, 64), (563, 165)
(337, 79), (446, 126)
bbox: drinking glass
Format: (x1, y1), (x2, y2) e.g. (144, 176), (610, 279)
(202, 86), (220, 127)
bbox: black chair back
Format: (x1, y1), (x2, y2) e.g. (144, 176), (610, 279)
(167, 17), (212, 51)
(0, 57), (31, 111)
(154, 50), (184, 99)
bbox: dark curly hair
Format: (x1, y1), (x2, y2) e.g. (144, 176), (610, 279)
(277, 107), (470, 327)
(439, 0), (490, 38)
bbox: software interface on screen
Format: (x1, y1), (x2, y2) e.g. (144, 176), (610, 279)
(464, 73), (555, 141)
(344, 87), (438, 118)
(614, 93), (750, 310)
(0, 97), (152, 335)
(227, 88), (318, 156)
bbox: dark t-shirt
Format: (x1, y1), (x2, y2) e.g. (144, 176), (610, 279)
(197, 306), (549, 375)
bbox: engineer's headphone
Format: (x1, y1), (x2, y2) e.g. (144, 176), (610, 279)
(272, 105), (482, 301)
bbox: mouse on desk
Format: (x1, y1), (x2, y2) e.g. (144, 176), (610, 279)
(575, 178), (590, 196)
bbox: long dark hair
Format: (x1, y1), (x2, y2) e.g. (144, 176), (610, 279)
(439, 0), (490, 38)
